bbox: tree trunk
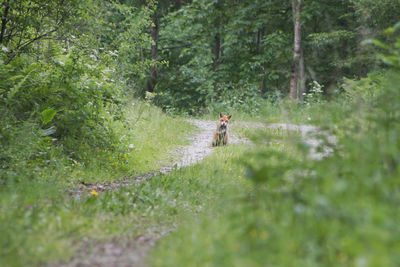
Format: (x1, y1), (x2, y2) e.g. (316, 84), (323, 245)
(212, 34), (220, 71)
(147, 11), (159, 92)
(174, 0), (182, 9)
(299, 48), (305, 101)
(259, 78), (266, 94)
(0, 0), (10, 45)
(212, 0), (222, 72)
(256, 28), (262, 55)
(220, 38), (224, 57)
(289, 0), (304, 100)
(289, 65), (297, 99)
(257, 28), (264, 94)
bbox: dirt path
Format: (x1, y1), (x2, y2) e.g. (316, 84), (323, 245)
(160, 120), (252, 171)
(154, 119), (336, 171)
(62, 120), (335, 267)
(73, 120), (251, 195)
(76, 120), (335, 195)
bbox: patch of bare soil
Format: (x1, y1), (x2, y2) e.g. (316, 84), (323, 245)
(60, 120), (335, 267)
(57, 226), (172, 267)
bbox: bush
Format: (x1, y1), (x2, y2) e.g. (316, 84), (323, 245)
(240, 73), (400, 266)
(0, 41), (124, 183)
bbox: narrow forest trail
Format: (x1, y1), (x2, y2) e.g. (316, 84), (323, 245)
(63, 120), (335, 267)
(73, 120), (252, 195)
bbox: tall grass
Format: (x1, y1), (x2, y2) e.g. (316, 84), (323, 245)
(150, 72), (400, 266)
(0, 101), (195, 266)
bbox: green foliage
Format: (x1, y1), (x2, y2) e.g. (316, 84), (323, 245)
(149, 72), (400, 267)
(250, 75), (400, 265)
(148, 32), (400, 266)
(308, 30), (355, 49)
(0, 0), (89, 62)
(373, 22), (400, 69)
(91, 1), (156, 91)
(342, 71), (385, 102)
(304, 80), (324, 105)
(66, 101), (195, 184)
(350, 0), (400, 31)
(147, 0), (400, 112)
(40, 108), (57, 125)
(2, 1), (400, 266)
(0, 0), (162, 184)
(0, 47), (121, 166)
(0, 101), (194, 266)
(155, 0), (293, 113)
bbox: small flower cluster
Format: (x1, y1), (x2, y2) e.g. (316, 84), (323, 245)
(304, 80), (324, 105)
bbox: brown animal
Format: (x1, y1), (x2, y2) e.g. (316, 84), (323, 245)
(212, 112), (232, 146)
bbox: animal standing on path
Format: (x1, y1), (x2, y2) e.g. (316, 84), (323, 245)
(212, 112), (232, 146)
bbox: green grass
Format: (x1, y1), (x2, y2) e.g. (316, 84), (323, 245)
(65, 101), (196, 184)
(0, 143), (254, 267)
(0, 100), (335, 266)
(148, 128), (300, 267)
(150, 105), (400, 266)
(148, 74), (400, 267)
(199, 98), (349, 129)
(2, 73), (399, 266)
(0, 100), (196, 266)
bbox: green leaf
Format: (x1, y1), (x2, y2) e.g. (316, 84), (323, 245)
(41, 126), (57, 136)
(7, 73), (32, 100)
(373, 40), (390, 50)
(40, 108), (57, 125)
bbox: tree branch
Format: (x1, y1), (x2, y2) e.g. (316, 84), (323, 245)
(0, 0), (10, 44)
(5, 27), (60, 64)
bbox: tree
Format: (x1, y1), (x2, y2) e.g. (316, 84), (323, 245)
(289, 0), (304, 100)
(0, 0), (86, 63)
(146, 0), (190, 93)
(147, 6), (159, 92)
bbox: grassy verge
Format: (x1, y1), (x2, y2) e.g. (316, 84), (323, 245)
(148, 127), (300, 267)
(66, 101), (196, 184)
(149, 74), (400, 266)
(3, 71), (398, 266)
(200, 99), (349, 130)
(0, 101), (195, 266)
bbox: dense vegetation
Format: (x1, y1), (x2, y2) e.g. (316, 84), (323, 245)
(152, 70), (400, 266)
(1, 0), (400, 266)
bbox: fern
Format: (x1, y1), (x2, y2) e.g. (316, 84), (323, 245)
(7, 67), (36, 100)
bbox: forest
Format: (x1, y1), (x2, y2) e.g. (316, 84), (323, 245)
(1, 0), (400, 266)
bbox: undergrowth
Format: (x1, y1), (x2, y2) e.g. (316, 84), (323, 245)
(0, 101), (194, 266)
(150, 72), (400, 266)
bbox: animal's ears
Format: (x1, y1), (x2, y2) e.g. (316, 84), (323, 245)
(220, 113), (232, 120)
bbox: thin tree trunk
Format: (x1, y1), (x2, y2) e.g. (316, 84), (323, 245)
(289, 66), (297, 99)
(174, 0), (182, 9)
(212, 34), (220, 71)
(147, 11), (159, 92)
(289, 0), (303, 100)
(220, 38), (224, 57)
(212, 1), (221, 72)
(299, 48), (305, 101)
(257, 28), (264, 94)
(0, 0), (10, 44)
(259, 78), (266, 94)
(256, 28), (262, 55)
(356, 10), (368, 78)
